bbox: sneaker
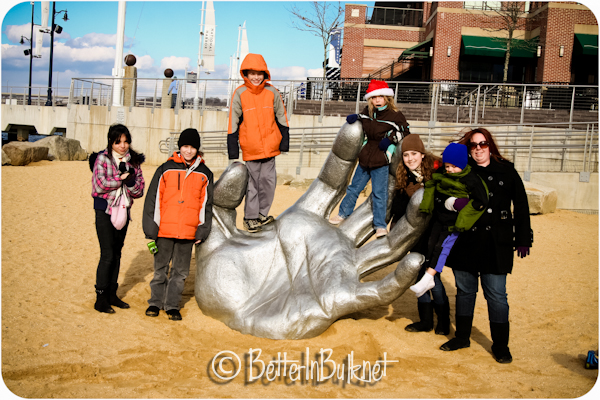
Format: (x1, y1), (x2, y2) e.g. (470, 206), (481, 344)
(329, 214), (345, 225)
(375, 228), (388, 238)
(243, 218), (262, 233)
(166, 309), (182, 321)
(145, 305), (160, 317)
(585, 350), (598, 369)
(258, 214), (275, 226)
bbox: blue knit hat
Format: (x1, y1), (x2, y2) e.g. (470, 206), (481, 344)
(442, 142), (468, 170)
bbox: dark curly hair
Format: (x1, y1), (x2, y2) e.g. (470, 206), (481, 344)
(106, 123), (144, 167)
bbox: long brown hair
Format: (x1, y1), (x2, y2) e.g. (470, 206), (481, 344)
(367, 95), (398, 118)
(456, 127), (507, 163)
(395, 151), (440, 191)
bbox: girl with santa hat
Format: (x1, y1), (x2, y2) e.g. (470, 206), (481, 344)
(329, 80), (410, 238)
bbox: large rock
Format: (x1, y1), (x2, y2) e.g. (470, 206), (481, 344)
(2, 149), (11, 165)
(2, 142), (49, 166)
(524, 182), (557, 214)
(35, 136), (88, 161)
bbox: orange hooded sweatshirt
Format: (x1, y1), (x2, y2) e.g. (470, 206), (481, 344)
(227, 53), (289, 161)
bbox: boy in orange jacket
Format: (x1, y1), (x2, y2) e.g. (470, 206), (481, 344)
(143, 128), (213, 321)
(227, 53), (289, 233)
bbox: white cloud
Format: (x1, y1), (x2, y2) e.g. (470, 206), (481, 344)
(267, 66), (324, 81)
(66, 33), (117, 48)
(53, 42), (115, 62)
(160, 56), (192, 74)
(132, 55), (155, 70)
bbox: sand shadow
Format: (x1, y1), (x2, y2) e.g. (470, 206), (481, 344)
(552, 352), (600, 379)
(119, 249), (154, 296)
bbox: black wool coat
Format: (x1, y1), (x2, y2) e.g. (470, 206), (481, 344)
(446, 158), (533, 275)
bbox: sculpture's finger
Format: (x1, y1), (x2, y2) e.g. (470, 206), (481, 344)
(290, 122), (363, 218)
(341, 252), (424, 314)
(337, 147), (402, 246)
(354, 188), (431, 278)
(199, 161), (248, 255)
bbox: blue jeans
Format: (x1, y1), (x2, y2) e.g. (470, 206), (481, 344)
(417, 272), (449, 306)
(338, 164), (389, 229)
(453, 270), (509, 323)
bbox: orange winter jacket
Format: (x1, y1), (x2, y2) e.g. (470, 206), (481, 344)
(142, 152), (213, 241)
(227, 53), (289, 161)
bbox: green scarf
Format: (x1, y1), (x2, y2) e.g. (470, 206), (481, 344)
(419, 165), (488, 232)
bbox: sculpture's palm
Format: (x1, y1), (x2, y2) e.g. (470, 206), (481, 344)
(195, 122), (430, 339)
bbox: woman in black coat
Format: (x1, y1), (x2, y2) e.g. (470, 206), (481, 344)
(442, 128), (533, 363)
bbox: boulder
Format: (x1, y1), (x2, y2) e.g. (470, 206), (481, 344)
(2, 149), (11, 165)
(2, 142), (49, 166)
(524, 182), (557, 214)
(35, 136), (88, 161)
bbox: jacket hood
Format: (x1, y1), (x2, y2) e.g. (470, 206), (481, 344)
(240, 53), (271, 93)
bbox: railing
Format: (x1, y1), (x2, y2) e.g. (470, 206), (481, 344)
(4, 79), (598, 125)
(365, 6), (424, 27)
(159, 122), (598, 178)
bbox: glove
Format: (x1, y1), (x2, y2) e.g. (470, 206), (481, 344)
(453, 198), (469, 211)
(378, 137), (392, 150)
(405, 182), (422, 197)
(444, 197), (458, 211)
(346, 114), (358, 124)
(118, 161), (128, 174)
(516, 246), (530, 258)
(123, 168), (136, 186)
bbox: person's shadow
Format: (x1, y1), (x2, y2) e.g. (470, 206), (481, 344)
(118, 247), (198, 309)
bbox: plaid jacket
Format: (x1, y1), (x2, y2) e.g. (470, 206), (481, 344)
(91, 149), (145, 213)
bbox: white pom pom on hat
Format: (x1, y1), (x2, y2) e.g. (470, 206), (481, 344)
(364, 79), (395, 100)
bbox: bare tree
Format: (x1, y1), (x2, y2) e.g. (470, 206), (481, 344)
(470, 2), (538, 83)
(287, 1), (345, 80)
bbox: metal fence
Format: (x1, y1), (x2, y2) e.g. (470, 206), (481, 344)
(4, 78), (598, 124)
(158, 121), (598, 177)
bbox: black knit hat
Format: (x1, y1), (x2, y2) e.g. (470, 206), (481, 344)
(178, 128), (201, 150)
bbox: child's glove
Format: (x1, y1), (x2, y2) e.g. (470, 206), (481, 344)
(453, 198), (469, 211)
(346, 114), (358, 124)
(378, 137), (392, 150)
(516, 246), (530, 258)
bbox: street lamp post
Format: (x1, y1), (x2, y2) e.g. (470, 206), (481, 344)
(20, 2), (35, 105)
(45, 2), (68, 106)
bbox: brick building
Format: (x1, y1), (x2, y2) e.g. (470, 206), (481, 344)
(341, 1), (598, 84)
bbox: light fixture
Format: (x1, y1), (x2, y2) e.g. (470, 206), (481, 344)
(62, 10), (68, 21)
(537, 45), (542, 57)
(559, 45), (564, 57)
(447, 46), (451, 57)
(24, 49), (30, 56)
(54, 25), (63, 34)
(429, 47), (434, 57)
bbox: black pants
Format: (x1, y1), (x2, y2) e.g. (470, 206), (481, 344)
(95, 209), (129, 290)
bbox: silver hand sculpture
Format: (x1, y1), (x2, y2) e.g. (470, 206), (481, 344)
(195, 121), (431, 339)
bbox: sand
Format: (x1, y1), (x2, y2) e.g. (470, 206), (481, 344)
(1, 160), (598, 398)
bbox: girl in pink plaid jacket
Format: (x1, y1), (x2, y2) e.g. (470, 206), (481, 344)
(91, 124), (145, 314)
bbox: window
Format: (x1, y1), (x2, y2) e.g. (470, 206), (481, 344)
(463, 1), (502, 11)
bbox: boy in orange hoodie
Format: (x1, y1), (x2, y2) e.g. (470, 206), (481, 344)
(227, 53), (289, 232)
(143, 128), (213, 321)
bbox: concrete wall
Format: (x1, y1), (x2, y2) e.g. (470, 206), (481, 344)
(2, 103), (597, 211)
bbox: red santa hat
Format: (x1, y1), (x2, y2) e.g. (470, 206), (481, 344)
(364, 80), (394, 100)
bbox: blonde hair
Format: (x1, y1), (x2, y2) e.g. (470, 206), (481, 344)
(367, 95), (398, 118)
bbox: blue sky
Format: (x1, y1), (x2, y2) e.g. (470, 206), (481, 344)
(1, 1), (373, 92)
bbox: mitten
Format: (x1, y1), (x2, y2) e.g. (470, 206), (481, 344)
(346, 114), (358, 124)
(378, 137), (392, 150)
(453, 198), (469, 211)
(405, 182), (421, 197)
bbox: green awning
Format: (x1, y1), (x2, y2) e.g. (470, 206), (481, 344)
(461, 35), (537, 58)
(574, 34), (598, 56)
(401, 38), (432, 58)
